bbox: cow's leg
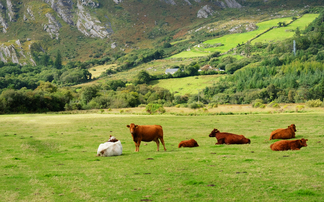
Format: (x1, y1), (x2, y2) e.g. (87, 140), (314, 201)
(159, 137), (167, 151)
(155, 139), (160, 151)
(134, 142), (138, 152)
(216, 138), (224, 144)
(136, 141), (141, 152)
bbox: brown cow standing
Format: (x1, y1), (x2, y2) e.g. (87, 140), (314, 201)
(270, 124), (296, 140)
(209, 128), (251, 144)
(126, 123), (166, 152)
(178, 139), (199, 148)
(270, 138), (308, 151)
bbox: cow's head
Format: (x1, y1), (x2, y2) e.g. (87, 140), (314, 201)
(108, 135), (118, 142)
(127, 123), (138, 134)
(209, 128), (220, 137)
(245, 138), (251, 144)
(289, 124), (297, 132)
(299, 138), (308, 147)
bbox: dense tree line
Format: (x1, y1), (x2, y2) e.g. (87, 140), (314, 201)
(0, 81), (174, 113)
(201, 11), (324, 104)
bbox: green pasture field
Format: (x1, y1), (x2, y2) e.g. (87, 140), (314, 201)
(171, 14), (318, 59)
(150, 74), (223, 95)
(253, 14), (319, 44)
(88, 64), (117, 79)
(1, 112), (324, 201)
(76, 59), (196, 87)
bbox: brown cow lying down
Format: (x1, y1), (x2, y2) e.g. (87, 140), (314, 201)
(270, 138), (308, 151)
(209, 129), (250, 144)
(127, 123), (166, 152)
(270, 124), (296, 140)
(178, 139), (199, 148)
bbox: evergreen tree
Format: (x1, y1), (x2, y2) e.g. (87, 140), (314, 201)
(54, 51), (62, 69)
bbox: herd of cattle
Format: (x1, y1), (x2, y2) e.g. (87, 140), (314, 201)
(96, 123), (308, 157)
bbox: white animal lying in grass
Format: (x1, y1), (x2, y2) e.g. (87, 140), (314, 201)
(96, 136), (122, 157)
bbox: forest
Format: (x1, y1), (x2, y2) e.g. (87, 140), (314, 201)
(1, 11), (324, 113)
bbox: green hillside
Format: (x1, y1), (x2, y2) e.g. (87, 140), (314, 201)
(171, 14), (319, 58)
(150, 75), (223, 95)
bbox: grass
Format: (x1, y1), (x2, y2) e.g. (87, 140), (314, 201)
(88, 64), (117, 79)
(1, 111), (324, 201)
(253, 14), (319, 44)
(149, 74), (223, 95)
(171, 14), (318, 58)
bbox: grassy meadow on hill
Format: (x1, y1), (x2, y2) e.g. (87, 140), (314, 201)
(149, 74), (223, 95)
(1, 111), (324, 201)
(171, 14), (319, 58)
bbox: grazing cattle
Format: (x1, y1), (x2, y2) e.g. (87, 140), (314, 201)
(127, 123), (166, 152)
(96, 136), (122, 157)
(209, 128), (251, 144)
(178, 139), (199, 148)
(270, 124), (296, 140)
(270, 138), (308, 151)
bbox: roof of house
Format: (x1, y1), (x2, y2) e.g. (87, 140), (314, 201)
(165, 68), (179, 74)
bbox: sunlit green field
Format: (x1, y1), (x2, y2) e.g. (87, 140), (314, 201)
(1, 112), (324, 201)
(253, 14), (319, 44)
(149, 74), (223, 95)
(171, 14), (318, 58)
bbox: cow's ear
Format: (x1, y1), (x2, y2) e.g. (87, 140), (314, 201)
(127, 125), (130, 128)
(135, 125), (138, 128)
(306, 139), (308, 141)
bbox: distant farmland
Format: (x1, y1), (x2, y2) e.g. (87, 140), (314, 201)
(171, 14), (319, 58)
(150, 74), (223, 95)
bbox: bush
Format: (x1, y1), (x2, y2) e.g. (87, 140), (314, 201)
(145, 103), (165, 114)
(296, 105), (305, 111)
(267, 101), (280, 108)
(251, 99), (264, 108)
(305, 99), (323, 107)
(189, 102), (203, 109)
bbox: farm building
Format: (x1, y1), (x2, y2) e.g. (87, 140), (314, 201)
(165, 68), (179, 74)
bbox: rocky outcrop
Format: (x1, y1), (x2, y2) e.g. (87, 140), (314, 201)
(0, 44), (19, 64)
(6, 0), (16, 22)
(24, 6), (35, 21)
(0, 40), (36, 65)
(80, 0), (99, 8)
(113, 0), (123, 4)
(43, 0), (74, 25)
(214, 0), (242, 8)
(161, 0), (201, 5)
(0, 3), (8, 33)
(197, 5), (215, 18)
(160, 0), (176, 5)
(224, 0), (242, 8)
(44, 13), (62, 39)
(76, 0), (110, 39)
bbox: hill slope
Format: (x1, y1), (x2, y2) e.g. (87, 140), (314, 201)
(0, 0), (322, 65)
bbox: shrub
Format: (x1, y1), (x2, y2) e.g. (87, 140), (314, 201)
(145, 103), (165, 114)
(138, 104), (146, 108)
(252, 99), (265, 108)
(189, 102), (203, 109)
(296, 105), (305, 111)
(267, 101), (280, 108)
(305, 99), (323, 108)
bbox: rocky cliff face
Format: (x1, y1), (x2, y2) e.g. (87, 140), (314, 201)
(0, 0), (317, 65)
(76, 0), (110, 39)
